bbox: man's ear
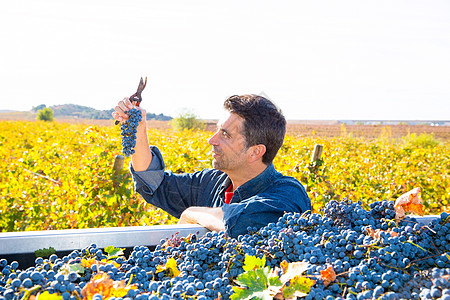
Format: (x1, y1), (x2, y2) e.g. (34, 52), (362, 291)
(248, 144), (266, 163)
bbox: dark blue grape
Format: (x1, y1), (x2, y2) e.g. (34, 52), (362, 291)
(120, 108), (142, 157)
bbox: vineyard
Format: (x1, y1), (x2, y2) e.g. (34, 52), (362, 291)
(2, 120), (450, 300)
(0, 120), (449, 233)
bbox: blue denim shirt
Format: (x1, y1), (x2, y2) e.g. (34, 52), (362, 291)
(130, 146), (311, 237)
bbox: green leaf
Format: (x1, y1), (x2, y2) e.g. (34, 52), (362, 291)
(68, 263), (85, 274)
(34, 247), (56, 258)
(268, 276), (282, 287)
(282, 276), (315, 298)
(242, 254), (266, 272)
(104, 246), (124, 257)
(230, 288), (273, 300)
(59, 263), (85, 275)
(231, 267), (272, 300)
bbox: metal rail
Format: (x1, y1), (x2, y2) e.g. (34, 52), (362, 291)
(0, 225), (209, 255)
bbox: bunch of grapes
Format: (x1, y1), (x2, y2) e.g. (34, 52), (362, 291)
(2, 200), (450, 300)
(120, 108), (142, 157)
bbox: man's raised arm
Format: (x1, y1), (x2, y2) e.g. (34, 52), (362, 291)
(112, 97), (152, 171)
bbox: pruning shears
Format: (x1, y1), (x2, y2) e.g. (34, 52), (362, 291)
(115, 77), (147, 125)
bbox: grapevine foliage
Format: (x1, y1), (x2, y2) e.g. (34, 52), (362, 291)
(0, 121), (449, 232)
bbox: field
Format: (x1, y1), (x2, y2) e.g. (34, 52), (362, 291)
(44, 118), (450, 141)
(1, 119), (450, 300)
(0, 120), (449, 232)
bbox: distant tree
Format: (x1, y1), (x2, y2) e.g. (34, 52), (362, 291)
(32, 104), (46, 112)
(171, 110), (205, 131)
(37, 107), (54, 122)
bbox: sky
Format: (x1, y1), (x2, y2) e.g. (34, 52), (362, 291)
(1, 0), (449, 121)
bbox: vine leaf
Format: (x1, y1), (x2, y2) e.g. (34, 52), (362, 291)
(394, 187), (423, 220)
(81, 258), (120, 270)
(280, 276), (316, 299)
(81, 272), (137, 300)
(104, 246), (124, 258)
(366, 227), (399, 239)
(36, 291), (63, 300)
(278, 261), (309, 284)
(60, 263), (85, 275)
(242, 254), (266, 272)
(231, 266), (277, 300)
(273, 261), (315, 299)
(231, 256), (314, 300)
(156, 257), (180, 277)
(34, 247), (56, 258)
(320, 265), (336, 287)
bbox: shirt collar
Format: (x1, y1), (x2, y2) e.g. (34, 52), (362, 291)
(219, 164), (277, 201)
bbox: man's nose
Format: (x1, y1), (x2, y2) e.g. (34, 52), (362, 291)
(208, 131), (219, 145)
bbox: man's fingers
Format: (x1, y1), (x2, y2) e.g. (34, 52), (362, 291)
(114, 97), (134, 120)
(118, 100), (129, 113)
(113, 97), (146, 125)
(123, 97), (134, 110)
(112, 111), (126, 124)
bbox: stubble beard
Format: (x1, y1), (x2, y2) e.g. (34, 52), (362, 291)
(211, 157), (227, 171)
(211, 147), (246, 172)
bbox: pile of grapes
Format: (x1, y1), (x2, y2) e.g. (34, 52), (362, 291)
(2, 199), (450, 300)
(120, 108), (142, 157)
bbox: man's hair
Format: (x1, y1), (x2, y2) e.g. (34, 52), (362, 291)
(223, 94), (286, 165)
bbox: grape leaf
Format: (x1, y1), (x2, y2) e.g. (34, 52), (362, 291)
(366, 227), (399, 239)
(69, 263), (85, 274)
(104, 246), (124, 258)
(320, 265), (336, 287)
(394, 187), (423, 220)
(270, 261), (314, 299)
(81, 272), (137, 300)
(243, 254), (266, 272)
(60, 263), (85, 275)
(231, 267), (273, 300)
(34, 247), (56, 258)
(36, 291), (63, 300)
(81, 258), (120, 270)
(156, 257), (180, 277)
(279, 261), (309, 284)
(268, 276), (282, 287)
(231, 257), (314, 300)
(282, 276), (316, 299)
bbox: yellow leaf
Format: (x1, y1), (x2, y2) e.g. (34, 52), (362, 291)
(156, 258), (180, 278)
(243, 254), (266, 272)
(36, 291), (63, 300)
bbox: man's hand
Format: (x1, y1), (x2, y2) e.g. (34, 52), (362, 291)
(178, 207), (225, 232)
(112, 97), (147, 125)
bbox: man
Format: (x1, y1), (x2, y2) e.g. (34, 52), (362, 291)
(113, 94), (311, 237)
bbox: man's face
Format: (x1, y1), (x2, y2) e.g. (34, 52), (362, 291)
(207, 113), (248, 172)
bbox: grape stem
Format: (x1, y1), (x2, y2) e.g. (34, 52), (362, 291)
(21, 285), (42, 300)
